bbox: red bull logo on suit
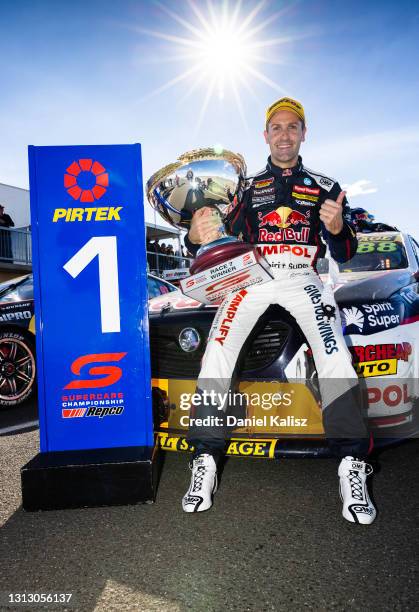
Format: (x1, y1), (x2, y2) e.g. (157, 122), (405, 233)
(258, 206), (310, 229)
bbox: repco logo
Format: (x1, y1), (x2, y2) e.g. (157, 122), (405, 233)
(64, 352), (127, 389)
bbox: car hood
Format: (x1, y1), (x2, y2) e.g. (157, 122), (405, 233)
(148, 269), (416, 313)
(333, 270), (415, 303)
(148, 290), (216, 313)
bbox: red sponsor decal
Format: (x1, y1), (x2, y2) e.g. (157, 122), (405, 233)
(282, 169), (292, 177)
(62, 392), (123, 401)
(286, 210), (310, 225)
(149, 295), (202, 312)
(293, 185), (320, 195)
(257, 244), (312, 258)
(64, 352), (127, 389)
(258, 207), (310, 229)
(62, 408), (87, 418)
(367, 384), (410, 407)
(350, 343), (412, 363)
(258, 210), (283, 227)
(258, 227), (310, 243)
(205, 272), (251, 297)
(214, 289), (248, 345)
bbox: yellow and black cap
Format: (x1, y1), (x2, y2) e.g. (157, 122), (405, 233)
(265, 97), (305, 127)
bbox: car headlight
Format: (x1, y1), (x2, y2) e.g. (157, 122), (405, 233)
(178, 328), (201, 352)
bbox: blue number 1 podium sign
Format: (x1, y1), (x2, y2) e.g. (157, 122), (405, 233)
(21, 144), (158, 511)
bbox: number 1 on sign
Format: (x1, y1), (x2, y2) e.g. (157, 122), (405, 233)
(63, 236), (120, 333)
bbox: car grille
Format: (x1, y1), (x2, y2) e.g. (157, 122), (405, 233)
(240, 322), (289, 372)
(150, 320), (289, 378)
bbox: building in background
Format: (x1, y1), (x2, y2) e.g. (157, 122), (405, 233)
(0, 183), (31, 279)
(0, 183), (191, 281)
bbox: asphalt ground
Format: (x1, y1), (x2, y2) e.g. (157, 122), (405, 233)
(0, 422), (418, 612)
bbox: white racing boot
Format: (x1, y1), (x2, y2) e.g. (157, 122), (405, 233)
(338, 456), (377, 524)
(182, 454), (218, 513)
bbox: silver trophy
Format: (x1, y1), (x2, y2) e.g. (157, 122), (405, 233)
(146, 147), (272, 303)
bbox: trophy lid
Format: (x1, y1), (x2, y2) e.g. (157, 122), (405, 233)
(146, 147), (247, 230)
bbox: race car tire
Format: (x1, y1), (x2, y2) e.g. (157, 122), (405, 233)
(0, 331), (36, 408)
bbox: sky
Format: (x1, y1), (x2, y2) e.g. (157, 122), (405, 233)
(1, 0), (419, 234)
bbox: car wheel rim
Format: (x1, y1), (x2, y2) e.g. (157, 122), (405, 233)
(0, 338), (35, 402)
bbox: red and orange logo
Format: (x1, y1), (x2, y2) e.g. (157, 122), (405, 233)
(258, 206), (310, 229)
(64, 352), (127, 389)
(64, 159), (109, 202)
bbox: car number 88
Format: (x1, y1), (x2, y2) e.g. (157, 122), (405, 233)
(357, 241), (397, 254)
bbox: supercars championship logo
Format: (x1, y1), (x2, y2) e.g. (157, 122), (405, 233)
(61, 352), (128, 419)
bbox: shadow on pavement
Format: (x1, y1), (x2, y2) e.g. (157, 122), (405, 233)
(0, 439), (418, 611)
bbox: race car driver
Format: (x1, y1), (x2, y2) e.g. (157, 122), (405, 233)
(182, 97), (376, 525)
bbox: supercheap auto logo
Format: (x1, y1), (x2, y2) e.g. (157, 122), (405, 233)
(157, 432), (276, 458)
(350, 342), (411, 378)
(64, 159), (109, 202)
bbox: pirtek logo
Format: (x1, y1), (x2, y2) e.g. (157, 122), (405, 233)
(64, 159), (109, 202)
(258, 206), (310, 229)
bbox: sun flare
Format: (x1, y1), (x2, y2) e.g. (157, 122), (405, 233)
(138, 0), (301, 129)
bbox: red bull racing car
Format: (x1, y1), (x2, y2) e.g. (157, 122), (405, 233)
(150, 230), (419, 458)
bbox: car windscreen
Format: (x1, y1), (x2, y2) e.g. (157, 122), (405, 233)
(147, 277), (176, 298)
(338, 234), (409, 273)
(0, 276), (34, 303)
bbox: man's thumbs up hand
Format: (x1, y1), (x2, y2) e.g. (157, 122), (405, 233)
(320, 190), (346, 235)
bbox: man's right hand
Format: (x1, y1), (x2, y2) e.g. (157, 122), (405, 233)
(188, 207), (224, 245)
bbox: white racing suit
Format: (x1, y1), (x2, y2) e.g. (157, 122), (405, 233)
(187, 263), (370, 459)
(185, 156), (371, 458)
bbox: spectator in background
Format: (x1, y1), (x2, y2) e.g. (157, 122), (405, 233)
(0, 205), (14, 260)
(148, 240), (159, 273)
(146, 239), (153, 270)
(166, 244), (175, 269)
